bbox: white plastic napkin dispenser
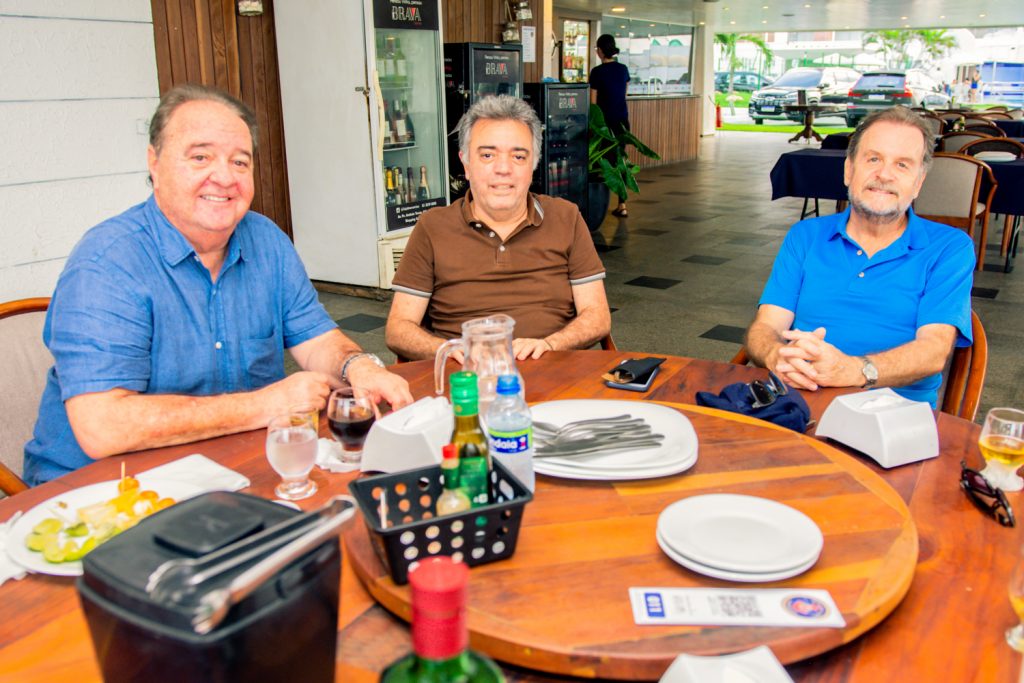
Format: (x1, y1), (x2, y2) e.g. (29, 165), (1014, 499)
(359, 396), (454, 473)
(815, 388), (938, 468)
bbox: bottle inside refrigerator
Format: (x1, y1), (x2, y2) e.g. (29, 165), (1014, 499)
(561, 20), (590, 83)
(523, 83), (589, 218)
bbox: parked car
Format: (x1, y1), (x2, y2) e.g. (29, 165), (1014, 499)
(748, 67), (861, 123)
(845, 70), (951, 127)
(715, 71), (772, 92)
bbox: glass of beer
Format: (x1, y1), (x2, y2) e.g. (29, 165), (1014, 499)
(979, 408), (1024, 492)
(1008, 545), (1024, 651)
(266, 412), (319, 500)
(327, 387), (377, 464)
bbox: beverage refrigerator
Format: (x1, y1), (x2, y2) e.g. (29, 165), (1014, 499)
(443, 42), (524, 198)
(523, 83), (589, 217)
(274, 0), (449, 289)
(560, 19), (590, 83)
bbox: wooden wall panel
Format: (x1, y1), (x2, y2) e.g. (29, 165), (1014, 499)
(149, 0), (291, 238)
(442, 0), (543, 83)
(626, 96), (701, 168)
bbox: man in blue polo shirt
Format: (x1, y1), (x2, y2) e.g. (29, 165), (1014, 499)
(24, 84), (412, 485)
(744, 106), (974, 406)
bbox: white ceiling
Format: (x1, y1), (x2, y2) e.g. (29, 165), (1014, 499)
(553, 0), (1024, 33)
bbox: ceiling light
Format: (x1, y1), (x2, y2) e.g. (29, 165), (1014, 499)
(979, 12), (986, 17)
(611, 6), (626, 12)
(730, 20), (736, 24)
(939, 15), (946, 18)
(699, 21), (705, 25)
(803, 3), (810, 7)
(900, 16), (907, 20)
(903, 24), (910, 28)
(762, 20), (767, 23)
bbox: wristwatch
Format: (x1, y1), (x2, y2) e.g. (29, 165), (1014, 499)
(860, 356), (879, 388)
(341, 352), (384, 383)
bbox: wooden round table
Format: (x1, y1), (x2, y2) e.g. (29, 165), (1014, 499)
(345, 399), (917, 679)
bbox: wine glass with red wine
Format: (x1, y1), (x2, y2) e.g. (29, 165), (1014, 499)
(327, 387), (377, 464)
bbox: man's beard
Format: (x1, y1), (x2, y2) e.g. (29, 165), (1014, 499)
(847, 183), (910, 224)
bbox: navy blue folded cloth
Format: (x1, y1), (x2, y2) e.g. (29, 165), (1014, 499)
(695, 381), (811, 432)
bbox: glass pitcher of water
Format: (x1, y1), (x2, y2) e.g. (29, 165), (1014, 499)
(434, 314), (523, 418)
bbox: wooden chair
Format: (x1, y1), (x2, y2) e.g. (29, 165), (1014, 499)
(914, 152), (997, 271)
(0, 297), (51, 495)
(937, 132), (990, 153)
(1008, 109), (1024, 121)
(917, 113), (944, 138)
(978, 112), (1012, 121)
(942, 310), (988, 421)
(959, 138), (1024, 272)
(728, 310), (988, 421)
(964, 123), (1006, 137)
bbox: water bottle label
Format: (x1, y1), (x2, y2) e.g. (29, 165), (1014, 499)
(488, 428), (532, 454)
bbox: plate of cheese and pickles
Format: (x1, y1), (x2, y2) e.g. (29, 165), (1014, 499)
(7, 472), (201, 576)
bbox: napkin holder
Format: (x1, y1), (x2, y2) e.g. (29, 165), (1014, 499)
(359, 396), (454, 473)
(815, 388), (938, 468)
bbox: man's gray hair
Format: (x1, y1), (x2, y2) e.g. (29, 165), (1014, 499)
(455, 95), (543, 169)
(149, 84), (259, 155)
(847, 106), (934, 171)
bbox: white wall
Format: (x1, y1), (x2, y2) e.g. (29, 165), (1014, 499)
(0, 1), (159, 301)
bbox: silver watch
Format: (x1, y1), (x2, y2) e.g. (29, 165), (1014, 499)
(860, 356), (878, 388)
(341, 352), (384, 383)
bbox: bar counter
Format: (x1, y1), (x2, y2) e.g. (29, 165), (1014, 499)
(625, 94), (701, 167)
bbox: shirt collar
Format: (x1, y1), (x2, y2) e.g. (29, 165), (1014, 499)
(143, 194), (246, 269)
(459, 191), (544, 232)
(830, 205), (930, 251)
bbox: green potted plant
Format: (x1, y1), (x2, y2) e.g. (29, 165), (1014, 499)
(586, 104), (660, 230)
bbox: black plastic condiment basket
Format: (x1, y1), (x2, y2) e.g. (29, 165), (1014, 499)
(348, 460), (532, 585)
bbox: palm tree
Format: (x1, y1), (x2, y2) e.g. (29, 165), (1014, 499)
(862, 30), (913, 70)
(715, 33), (773, 113)
(914, 29), (957, 69)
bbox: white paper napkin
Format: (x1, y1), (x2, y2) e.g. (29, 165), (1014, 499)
(0, 511), (27, 586)
(660, 645), (794, 683)
(315, 438), (359, 473)
(139, 453), (250, 493)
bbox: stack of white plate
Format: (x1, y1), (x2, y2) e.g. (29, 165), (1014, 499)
(656, 494), (823, 582)
(531, 400), (698, 481)
(974, 151), (1017, 163)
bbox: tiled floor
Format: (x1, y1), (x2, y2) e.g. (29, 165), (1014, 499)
(316, 131), (1024, 422)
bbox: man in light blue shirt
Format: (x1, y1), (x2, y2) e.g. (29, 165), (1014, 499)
(25, 85), (412, 485)
(744, 106), (974, 407)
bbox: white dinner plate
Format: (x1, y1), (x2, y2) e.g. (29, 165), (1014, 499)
(974, 151), (1017, 163)
(7, 478), (203, 577)
(534, 450), (698, 481)
(657, 494), (823, 574)
(657, 530), (817, 583)
(531, 400), (699, 481)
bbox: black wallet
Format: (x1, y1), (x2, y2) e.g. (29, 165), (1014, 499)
(604, 357), (666, 384)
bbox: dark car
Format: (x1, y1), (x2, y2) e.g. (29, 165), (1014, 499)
(748, 67), (861, 123)
(715, 71), (772, 92)
(845, 70), (951, 127)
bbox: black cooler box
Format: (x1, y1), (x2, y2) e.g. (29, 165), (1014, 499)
(77, 491), (342, 683)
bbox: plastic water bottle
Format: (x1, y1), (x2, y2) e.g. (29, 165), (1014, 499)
(486, 375), (534, 492)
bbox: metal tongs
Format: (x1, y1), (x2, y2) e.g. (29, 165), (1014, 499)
(145, 495), (357, 635)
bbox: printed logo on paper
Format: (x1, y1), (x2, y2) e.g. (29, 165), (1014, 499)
(644, 592), (666, 618)
(782, 595), (828, 619)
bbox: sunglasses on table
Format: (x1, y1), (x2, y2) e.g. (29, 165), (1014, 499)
(749, 371), (789, 409)
(960, 460), (1016, 527)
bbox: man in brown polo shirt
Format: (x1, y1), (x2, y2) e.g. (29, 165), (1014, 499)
(385, 95), (611, 361)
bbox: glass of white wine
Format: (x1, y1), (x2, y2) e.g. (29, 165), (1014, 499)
(979, 408), (1024, 492)
(1007, 545), (1024, 651)
(266, 412), (319, 500)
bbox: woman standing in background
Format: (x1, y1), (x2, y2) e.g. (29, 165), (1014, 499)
(589, 33), (631, 218)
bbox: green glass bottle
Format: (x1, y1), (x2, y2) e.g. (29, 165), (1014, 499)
(380, 557), (505, 682)
(449, 372), (490, 507)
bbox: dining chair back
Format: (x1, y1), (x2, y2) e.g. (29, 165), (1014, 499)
(982, 106), (1009, 112)
(959, 138), (1024, 273)
(979, 112), (1012, 121)
(729, 309), (987, 421)
(1008, 109), (1024, 121)
(918, 114), (943, 138)
(938, 132), (990, 153)
(914, 153), (997, 271)
(964, 124), (1006, 137)
(963, 116), (996, 126)
(0, 297), (51, 496)
(941, 310), (988, 421)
